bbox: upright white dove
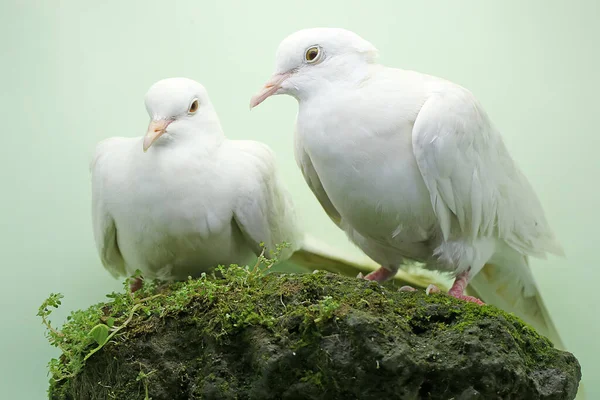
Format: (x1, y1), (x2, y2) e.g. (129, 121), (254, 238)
(250, 28), (566, 346)
(91, 77), (396, 292)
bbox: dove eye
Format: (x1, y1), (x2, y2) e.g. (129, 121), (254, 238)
(304, 46), (322, 63)
(188, 99), (199, 114)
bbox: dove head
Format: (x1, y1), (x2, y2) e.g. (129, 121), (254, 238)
(143, 77), (223, 152)
(250, 28), (378, 107)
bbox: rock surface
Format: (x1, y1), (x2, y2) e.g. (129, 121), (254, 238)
(48, 269), (581, 400)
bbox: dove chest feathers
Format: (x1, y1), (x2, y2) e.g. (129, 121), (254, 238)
(296, 91), (438, 246)
(104, 144), (254, 278)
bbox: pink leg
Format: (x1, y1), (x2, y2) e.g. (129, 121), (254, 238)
(130, 277), (143, 293)
(447, 270), (484, 305)
(358, 266), (397, 282)
(426, 271), (484, 305)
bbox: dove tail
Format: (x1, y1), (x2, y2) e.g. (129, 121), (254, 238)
(287, 234), (378, 277)
(466, 257), (565, 350)
(288, 234), (450, 290)
(293, 236), (563, 349)
(290, 237), (584, 398)
(469, 265), (588, 399)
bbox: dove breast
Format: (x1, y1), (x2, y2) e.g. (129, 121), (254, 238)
(296, 67), (439, 262)
(91, 137), (263, 281)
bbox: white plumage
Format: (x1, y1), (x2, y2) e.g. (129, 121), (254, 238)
(90, 77), (439, 293)
(91, 78), (302, 284)
(250, 28), (565, 347)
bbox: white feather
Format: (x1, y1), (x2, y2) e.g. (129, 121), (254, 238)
(90, 77), (414, 287)
(258, 28), (566, 345)
(90, 78), (302, 280)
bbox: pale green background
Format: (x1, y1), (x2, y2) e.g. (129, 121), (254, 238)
(1, 1), (597, 398)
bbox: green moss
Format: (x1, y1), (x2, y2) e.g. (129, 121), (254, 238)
(300, 370), (325, 387)
(41, 260), (581, 400)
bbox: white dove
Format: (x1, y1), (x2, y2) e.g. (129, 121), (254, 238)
(250, 28), (565, 344)
(90, 77), (438, 293)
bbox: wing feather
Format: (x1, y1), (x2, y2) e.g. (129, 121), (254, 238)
(90, 138), (127, 278)
(294, 132), (342, 227)
(232, 142), (301, 261)
(412, 87), (564, 258)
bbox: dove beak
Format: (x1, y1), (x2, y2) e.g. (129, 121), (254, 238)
(249, 72), (292, 109)
(143, 119), (174, 152)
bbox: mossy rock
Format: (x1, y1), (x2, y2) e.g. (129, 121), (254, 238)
(47, 270), (581, 400)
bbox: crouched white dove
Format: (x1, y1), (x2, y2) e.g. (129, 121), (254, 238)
(250, 28), (566, 347)
(90, 77), (440, 293)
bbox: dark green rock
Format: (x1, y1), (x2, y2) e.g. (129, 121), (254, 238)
(47, 270), (581, 400)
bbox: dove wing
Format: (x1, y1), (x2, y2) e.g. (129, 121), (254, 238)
(410, 85), (566, 348)
(90, 138), (127, 278)
(232, 141), (301, 260)
(411, 86), (563, 258)
(294, 131), (342, 227)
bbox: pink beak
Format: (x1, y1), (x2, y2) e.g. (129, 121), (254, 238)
(249, 72), (292, 109)
(143, 119), (174, 152)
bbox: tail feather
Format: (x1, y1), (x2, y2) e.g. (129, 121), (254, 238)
(291, 236), (562, 347)
(469, 267), (587, 399)
(467, 260), (564, 350)
(285, 236), (584, 398)
(287, 234), (450, 291)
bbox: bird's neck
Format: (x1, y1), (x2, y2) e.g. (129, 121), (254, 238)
(180, 125), (226, 150)
(295, 62), (376, 103)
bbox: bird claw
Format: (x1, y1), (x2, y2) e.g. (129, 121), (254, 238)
(451, 294), (485, 305)
(362, 267), (396, 282)
(426, 283), (484, 305)
(129, 277), (144, 293)
(426, 284), (441, 295)
(356, 272), (364, 279)
(399, 285), (417, 292)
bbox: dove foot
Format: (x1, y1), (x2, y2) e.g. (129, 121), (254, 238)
(360, 266), (397, 282)
(447, 291), (485, 305)
(425, 271), (485, 305)
(130, 277), (143, 293)
(448, 270), (484, 305)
